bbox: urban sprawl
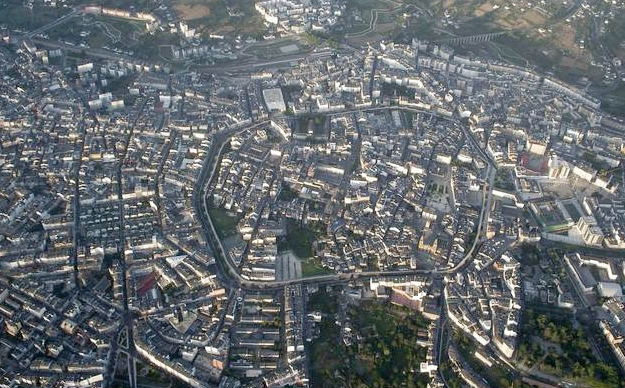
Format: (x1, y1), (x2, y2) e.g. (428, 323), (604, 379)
(1, 1), (625, 388)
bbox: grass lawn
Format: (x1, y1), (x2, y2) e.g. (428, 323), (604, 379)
(207, 207), (238, 238)
(178, 0), (265, 38)
(301, 258), (333, 277)
(279, 219), (330, 275)
(244, 39), (305, 59)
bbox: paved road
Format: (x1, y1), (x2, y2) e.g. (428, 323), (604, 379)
(193, 121), (272, 288)
(71, 119), (86, 287)
(114, 97), (149, 388)
(24, 7), (81, 39)
(345, 2), (402, 39)
(154, 130), (176, 231)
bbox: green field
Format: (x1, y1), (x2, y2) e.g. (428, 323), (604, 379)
(208, 207), (239, 238)
(301, 258), (333, 277)
(89, 0), (158, 10)
(172, 0), (265, 38)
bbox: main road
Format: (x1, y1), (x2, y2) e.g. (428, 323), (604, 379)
(24, 6), (82, 40)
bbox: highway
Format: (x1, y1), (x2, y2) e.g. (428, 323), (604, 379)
(24, 7), (82, 39)
(345, 2), (403, 39)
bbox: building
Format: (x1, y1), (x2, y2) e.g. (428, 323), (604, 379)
(576, 216), (604, 246)
(263, 88), (287, 112)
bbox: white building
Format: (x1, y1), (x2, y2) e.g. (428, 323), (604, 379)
(263, 88), (287, 112)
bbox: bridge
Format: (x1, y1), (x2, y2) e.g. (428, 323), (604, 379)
(434, 31), (508, 46)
